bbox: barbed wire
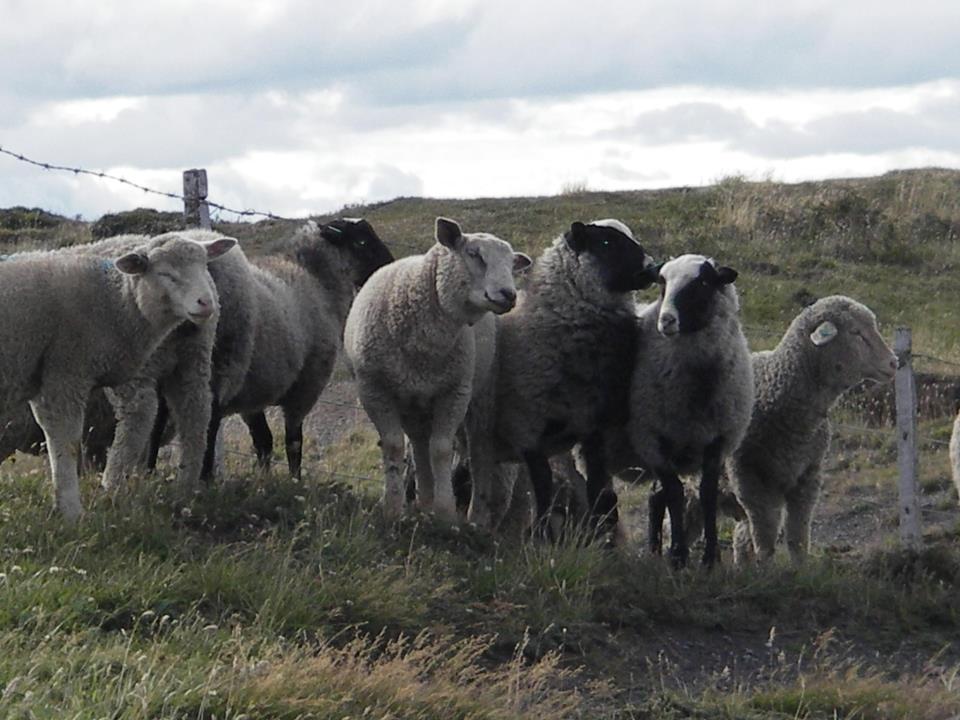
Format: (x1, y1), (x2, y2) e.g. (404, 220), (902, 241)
(0, 145), (426, 253)
(914, 353), (960, 371)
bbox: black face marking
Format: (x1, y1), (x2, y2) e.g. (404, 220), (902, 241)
(320, 218), (395, 286)
(667, 261), (737, 334)
(563, 222), (655, 292)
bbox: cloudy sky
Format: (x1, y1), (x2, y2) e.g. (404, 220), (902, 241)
(1, 0), (958, 220)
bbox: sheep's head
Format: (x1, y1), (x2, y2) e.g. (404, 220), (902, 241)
(802, 296), (896, 388)
(319, 217), (395, 286)
(655, 254), (738, 337)
(115, 233), (236, 327)
(436, 217), (531, 315)
(564, 219), (657, 293)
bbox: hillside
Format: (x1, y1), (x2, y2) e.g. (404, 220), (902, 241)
(1, 169), (960, 718)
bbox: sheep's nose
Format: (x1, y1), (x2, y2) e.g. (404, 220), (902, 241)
(500, 288), (517, 306)
(191, 298), (215, 320)
(659, 313), (678, 336)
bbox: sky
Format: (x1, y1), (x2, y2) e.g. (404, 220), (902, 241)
(1, 0), (959, 220)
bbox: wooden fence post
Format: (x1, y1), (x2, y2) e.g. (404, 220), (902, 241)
(894, 327), (922, 550)
(182, 169), (211, 229)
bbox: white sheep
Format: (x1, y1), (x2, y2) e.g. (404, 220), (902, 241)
(622, 254), (754, 566)
(206, 218), (395, 479)
(950, 415), (960, 506)
(728, 295), (896, 563)
(0, 233), (236, 519)
(344, 217), (530, 521)
(477, 220), (657, 535)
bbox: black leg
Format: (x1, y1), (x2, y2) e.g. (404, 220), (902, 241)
(146, 395), (169, 471)
(699, 438), (724, 568)
(243, 412), (273, 468)
(284, 417), (303, 480)
(452, 459), (472, 515)
(200, 404), (222, 481)
(581, 433), (618, 536)
(523, 450), (556, 535)
(648, 485), (666, 555)
(660, 472), (689, 568)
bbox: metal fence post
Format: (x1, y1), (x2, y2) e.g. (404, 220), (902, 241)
(894, 327), (922, 550)
(183, 168), (211, 229)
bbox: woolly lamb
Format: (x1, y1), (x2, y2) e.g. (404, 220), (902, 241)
(0, 233), (236, 519)
(729, 295), (896, 563)
(486, 219), (657, 534)
(202, 217), (395, 479)
(345, 217), (530, 522)
(627, 254), (753, 566)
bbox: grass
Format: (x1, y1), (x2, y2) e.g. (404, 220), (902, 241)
(3, 168), (960, 715)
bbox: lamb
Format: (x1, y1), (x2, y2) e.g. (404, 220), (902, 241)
(624, 254), (754, 566)
(483, 219), (657, 534)
(0, 229), (257, 492)
(0, 233), (236, 519)
(201, 217), (395, 479)
(728, 296), (896, 563)
(344, 217), (530, 522)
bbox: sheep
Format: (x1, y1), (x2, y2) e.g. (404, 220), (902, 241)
(344, 217), (530, 522)
(482, 219), (657, 535)
(0, 233), (236, 519)
(201, 217), (395, 479)
(623, 254), (754, 566)
(0, 230), (256, 492)
(951, 415), (960, 506)
(728, 295), (896, 563)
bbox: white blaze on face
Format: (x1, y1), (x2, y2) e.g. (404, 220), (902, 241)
(657, 254), (710, 336)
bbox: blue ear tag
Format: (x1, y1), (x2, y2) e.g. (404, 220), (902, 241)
(810, 321), (838, 346)
(101, 258), (115, 273)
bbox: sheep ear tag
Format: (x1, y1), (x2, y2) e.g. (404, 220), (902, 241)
(810, 321), (838, 346)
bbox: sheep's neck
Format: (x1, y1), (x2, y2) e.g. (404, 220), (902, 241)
(767, 334), (845, 419)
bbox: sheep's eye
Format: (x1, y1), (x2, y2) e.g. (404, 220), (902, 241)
(356, 238), (367, 246)
(158, 271), (176, 281)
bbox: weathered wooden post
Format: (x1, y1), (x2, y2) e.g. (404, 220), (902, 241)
(894, 327), (922, 549)
(182, 168), (211, 229)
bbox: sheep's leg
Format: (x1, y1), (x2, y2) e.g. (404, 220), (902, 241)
(283, 417), (304, 481)
(732, 520), (755, 565)
(242, 412), (273, 469)
(426, 391), (469, 522)
(102, 381), (158, 490)
(581, 433), (618, 537)
(200, 404), (223, 481)
(145, 395), (169, 470)
(30, 391), (88, 521)
(410, 436), (436, 510)
(523, 450), (555, 536)
(360, 389), (407, 520)
(783, 464), (822, 563)
(648, 486), (667, 555)
(736, 470), (783, 562)
(659, 472), (688, 567)
(699, 439), (724, 567)
(162, 372), (213, 489)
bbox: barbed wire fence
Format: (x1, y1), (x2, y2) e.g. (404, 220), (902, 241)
(2, 146), (959, 545)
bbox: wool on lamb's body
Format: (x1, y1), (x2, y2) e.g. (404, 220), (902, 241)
(203, 218), (395, 479)
(621, 254), (753, 566)
(0, 233), (236, 519)
(486, 220), (657, 533)
(729, 295), (896, 563)
(345, 217), (529, 522)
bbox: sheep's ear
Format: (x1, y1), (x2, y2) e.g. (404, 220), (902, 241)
(715, 266), (738, 285)
(321, 223), (347, 244)
(810, 320), (838, 346)
(565, 221), (588, 253)
(436, 217), (463, 249)
(114, 252), (149, 275)
(513, 252), (532, 273)
(203, 237), (237, 261)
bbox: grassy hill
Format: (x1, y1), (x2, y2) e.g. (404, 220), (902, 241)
(2, 169), (960, 718)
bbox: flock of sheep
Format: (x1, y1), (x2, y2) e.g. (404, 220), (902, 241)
(0, 213), (901, 565)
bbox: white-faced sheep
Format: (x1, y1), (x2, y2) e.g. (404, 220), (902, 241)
(625, 254), (754, 566)
(485, 219), (657, 535)
(201, 217), (395, 479)
(0, 233), (236, 519)
(344, 217), (530, 522)
(728, 295), (896, 563)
